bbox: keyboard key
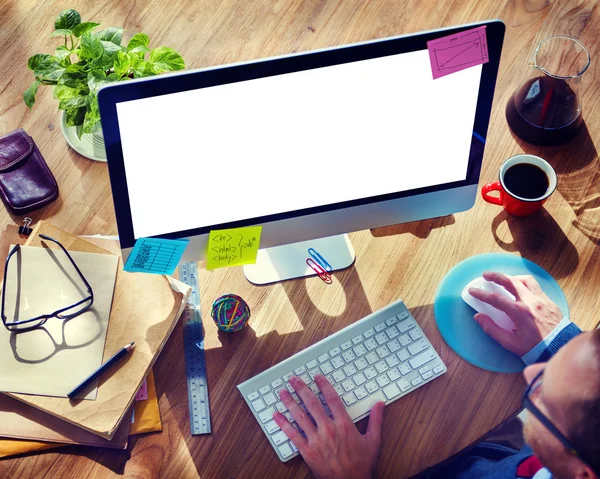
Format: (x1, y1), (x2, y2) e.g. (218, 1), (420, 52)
(342, 350), (356, 362)
(376, 375), (390, 387)
(271, 378), (284, 389)
(364, 366), (378, 379)
(329, 346), (341, 357)
(265, 420), (281, 434)
(332, 356), (345, 369)
(355, 385), (368, 400)
(433, 365), (445, 374)
(411, 377), (424, 387)
(272, 430), (289, 446)
(366, 352), (379, 364)
(247, 391), (260, 402)
(318, 353), (330, 363)
(386, 316), (399, 326)
(397, 318), (415, 333)
(252, 398), (266, 412)
(286, 383), (295, 393)
(283, 372), (293, 382)
(353, 372), (367, 386)
(409, 329), (423, 340)
(259, 385), (271, 395)
(399, 334), (411, 346)
(422, 371), (434, 380)
(388, 339), (401, 352)
(409, 349), (437, 369)
(399, 363), (411, 375)
(300, 373), (312, 385)
(326, 374), (335, 385)
(342, 379), (356, 392)
(387, 368), (401, 382)
(291, 393), (301, 403)
(278, 443), (294, 459)
(309, 383), (320, 394)
(386, 355), (400, 368)
(320, 361), (334, 375)
(352, 334), (364, 344)
(419, 365), (432, 374)
(343, 364), (357, 376)
(363, 328), (376, 338)
(375, 362), (389, 374)
(353, 344), (367, 357)
(375, 322), (386, 332)
(306, 359), (318, 370)
(263, 392), (277, 406)
(376, 345), (391, 359)
(397, 378), (411, 392)
(365, 338), (378, 351)
(284, 412), (293, 422)
(346, 391), (387, 418)
(397, 349), (410, 362)
(334, 384), (344, 396)
(408, 339), (429, 356)
(375, 333), (388, 345)
(354, 357), (368, 370)
(341, 341), (353, 351)
(343, 392), (357, 406)
(386, 327), (400, 339)
(276, 402), (287, 413)
(258, 407), (276, 423)
(294, 365), (307, 375)
(365, 381), (379, 393)
(275, 386), (286, 397)
(309, 369), (320, 381)
(332, 370), (346, 383)
(383, 383), (401, 400)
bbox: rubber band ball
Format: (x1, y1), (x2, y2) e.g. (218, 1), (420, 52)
(211, 294), (251, 332)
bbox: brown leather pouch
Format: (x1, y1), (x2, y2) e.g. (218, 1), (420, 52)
(0, 128), (59, 215)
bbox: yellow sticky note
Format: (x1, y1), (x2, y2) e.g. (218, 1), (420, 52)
(206, 226), (262, 270)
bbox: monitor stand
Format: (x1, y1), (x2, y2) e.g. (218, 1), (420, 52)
(243, 234), (356, 285)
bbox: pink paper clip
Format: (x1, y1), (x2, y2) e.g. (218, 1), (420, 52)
(306, 258), (332, 284)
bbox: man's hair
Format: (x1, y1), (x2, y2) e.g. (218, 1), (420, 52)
(567, 329), (600, 473)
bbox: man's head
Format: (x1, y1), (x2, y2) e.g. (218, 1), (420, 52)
(523, 330), (600, 479)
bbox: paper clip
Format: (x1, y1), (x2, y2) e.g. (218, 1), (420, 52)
(308, 248), (332, 272)
(306, 258), (332, 284)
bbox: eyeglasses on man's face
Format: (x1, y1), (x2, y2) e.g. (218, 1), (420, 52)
(1, 234), (94, 333)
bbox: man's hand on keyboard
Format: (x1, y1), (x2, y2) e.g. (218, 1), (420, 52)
(273, 374), (385, 479)
(468, 271), (563, 356)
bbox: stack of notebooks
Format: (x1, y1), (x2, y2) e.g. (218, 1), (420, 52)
(0, 221), (190, 456)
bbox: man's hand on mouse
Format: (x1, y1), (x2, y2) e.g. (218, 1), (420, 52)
(468, 271), (563, 356)
(272, 374), (385, 479)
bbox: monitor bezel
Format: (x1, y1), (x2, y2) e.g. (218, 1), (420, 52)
(99, 20), (505, 249)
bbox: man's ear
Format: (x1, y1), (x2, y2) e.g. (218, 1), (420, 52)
(574, 465), (598, 479)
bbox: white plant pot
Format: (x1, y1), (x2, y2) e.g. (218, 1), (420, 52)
(60, 111), (107, 162)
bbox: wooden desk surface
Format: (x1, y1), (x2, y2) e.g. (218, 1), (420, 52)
(1, 0), (599, 477)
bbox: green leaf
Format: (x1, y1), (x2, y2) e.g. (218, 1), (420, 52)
(126, 33), (149, 52)
(80, 32), (104, 60)
(97, 27), (124, 45)
(58, 65), (88, 91)
(23, 80), (41, 109)
(72, 22), (100, 38)
(27, 54), (52, 71)
(55, 45), (71, 62)
(132, 59), (156, 78)
(34, 56), (65, 81)
(128, 45), (150, 59)
(54, 9), (81, 30)
(58, 95), (88, 110)
(113, 50), (130, 77)
(65, 107), (87, 126)
(82, 95), (101, 135)
(148, 46), (185, 73)
(51, 29), (73, 37)
(53, 84), (82, 101)
(93, 40), (121, 67)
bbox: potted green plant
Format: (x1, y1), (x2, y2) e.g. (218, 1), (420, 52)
(23, 9), (185, 162)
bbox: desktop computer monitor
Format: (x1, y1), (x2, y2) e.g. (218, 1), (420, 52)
(99, 20), (504, 284)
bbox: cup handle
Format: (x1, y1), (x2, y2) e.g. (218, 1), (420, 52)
(481, 182), (503, 206)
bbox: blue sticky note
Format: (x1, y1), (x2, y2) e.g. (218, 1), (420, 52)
(124, 238), (189, 275)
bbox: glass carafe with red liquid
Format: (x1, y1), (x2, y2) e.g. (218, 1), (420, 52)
(506, 36), (590, 146)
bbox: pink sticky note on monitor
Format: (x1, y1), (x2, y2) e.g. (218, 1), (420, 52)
(427, 26), (489, 79)
(135, 379), (148, 401)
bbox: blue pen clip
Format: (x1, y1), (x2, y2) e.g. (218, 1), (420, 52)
(308, 248), (332, 272)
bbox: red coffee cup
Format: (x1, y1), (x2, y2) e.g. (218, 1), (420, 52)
(481, 154), (557, 216)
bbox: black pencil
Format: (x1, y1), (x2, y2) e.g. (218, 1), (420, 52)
(68, 342), (135, 399)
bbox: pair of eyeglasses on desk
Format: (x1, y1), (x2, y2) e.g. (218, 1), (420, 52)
(523, 369), (595, 472)
(1, 234), (94, 333)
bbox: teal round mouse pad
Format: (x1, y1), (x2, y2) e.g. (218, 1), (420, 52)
(434, 253), (569, 373)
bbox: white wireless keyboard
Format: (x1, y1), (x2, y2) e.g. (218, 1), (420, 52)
(237, 299), (447, 462)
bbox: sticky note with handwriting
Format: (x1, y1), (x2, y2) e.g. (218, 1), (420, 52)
(206, 226), (262, 270)
(124, 237), (189, 275)
(428, 26), (489, 80)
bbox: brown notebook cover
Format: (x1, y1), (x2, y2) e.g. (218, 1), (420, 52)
(2, 221), (189, 439)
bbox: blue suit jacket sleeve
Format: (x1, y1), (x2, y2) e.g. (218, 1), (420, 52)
(535, 322), (582, 363)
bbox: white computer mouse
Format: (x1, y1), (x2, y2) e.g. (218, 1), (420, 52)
(461, 277), (516, 331)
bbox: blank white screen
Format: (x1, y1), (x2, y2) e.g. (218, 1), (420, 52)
(116, 49), (482, 239)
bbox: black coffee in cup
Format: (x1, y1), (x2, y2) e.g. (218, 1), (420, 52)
(503, 163), (549, 199)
